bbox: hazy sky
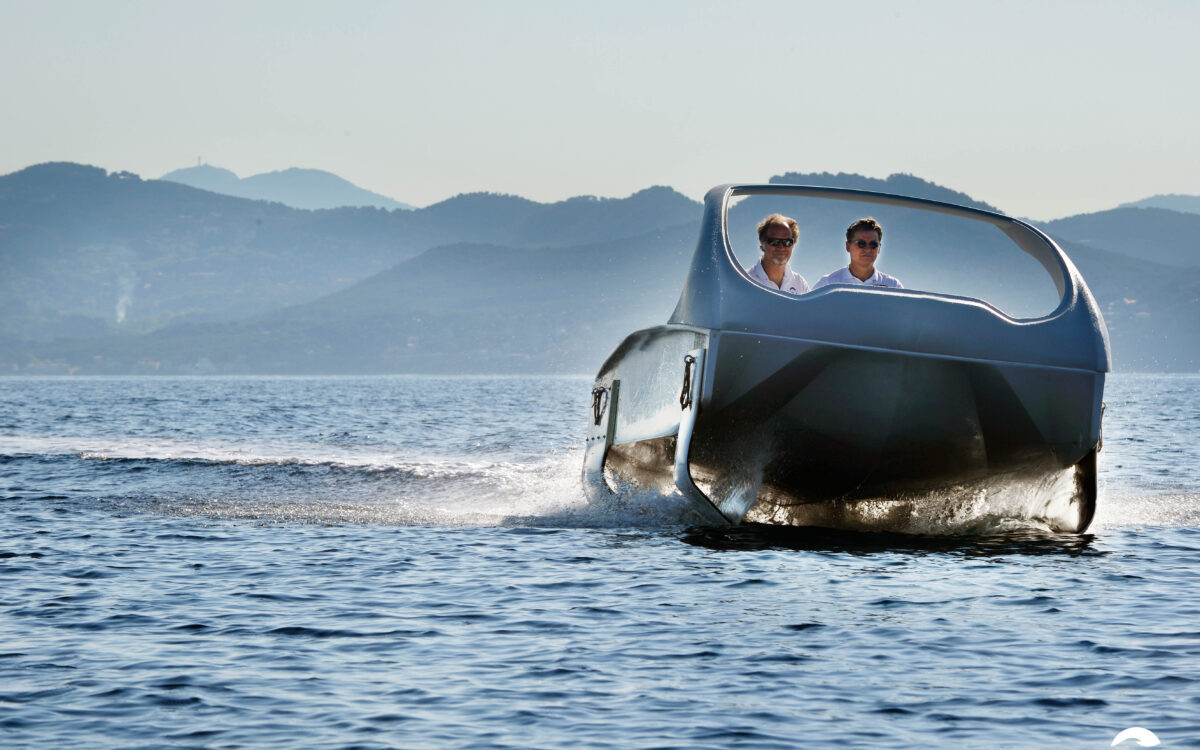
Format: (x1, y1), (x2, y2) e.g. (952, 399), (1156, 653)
(2, 0), (1197, 220)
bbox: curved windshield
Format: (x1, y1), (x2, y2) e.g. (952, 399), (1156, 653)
(726, 192), (1064, 319)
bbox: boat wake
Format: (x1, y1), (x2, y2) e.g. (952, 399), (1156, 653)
(2, 434), (705, 528)
(3, 435), (1193, 532)
(1092, 490), (1200, 529)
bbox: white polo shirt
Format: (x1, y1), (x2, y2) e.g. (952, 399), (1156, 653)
(747, 260), (811, 295)
(812, 266), (903, 290)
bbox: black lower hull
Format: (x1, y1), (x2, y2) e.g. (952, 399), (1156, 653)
(587, 326), (1104, 534)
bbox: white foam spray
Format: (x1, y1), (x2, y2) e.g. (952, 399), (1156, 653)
(7, 434), (1195, 532)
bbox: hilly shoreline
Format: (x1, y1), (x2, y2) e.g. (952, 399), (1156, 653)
(1, 163), (1196, 374)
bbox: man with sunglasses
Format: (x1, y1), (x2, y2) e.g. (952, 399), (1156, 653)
(747, 213), (810, 295)
(812, 217), (902, 290)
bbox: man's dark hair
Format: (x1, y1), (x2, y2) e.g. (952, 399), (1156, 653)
(846, 217), (883, 242)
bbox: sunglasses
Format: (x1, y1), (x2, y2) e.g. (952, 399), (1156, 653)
(852, 240), (880, 250)
(765, 238), (795, 248)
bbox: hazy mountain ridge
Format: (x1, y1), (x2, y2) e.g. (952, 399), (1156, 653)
(21, 226), (698, 374)
(2, 162), (1197, 373)
(0, 163), (699, 343)
(0, 163), (413, 340)
(1053, 238), (1200, 371)
(414, 186), (700, 248)
(161, 164), (416, 211)
(157, 164), (240, 193)
(771, 172), (1000, 213)
(1043, 207), (1200, 268)
(1117, 194), (1200, 215)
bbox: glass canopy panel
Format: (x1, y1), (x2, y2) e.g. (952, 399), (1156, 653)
(725, 192), (1064, 320)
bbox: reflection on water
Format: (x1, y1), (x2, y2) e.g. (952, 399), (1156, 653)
(681, 523), (1103, 557)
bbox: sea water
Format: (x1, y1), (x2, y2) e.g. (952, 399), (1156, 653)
(1, 373), (1198, 749)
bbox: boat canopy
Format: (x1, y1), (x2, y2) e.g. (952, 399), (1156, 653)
(668, 184), (1110, 373)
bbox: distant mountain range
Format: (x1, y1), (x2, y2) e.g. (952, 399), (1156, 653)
(1117, 194), (1200, 214)
(1, 162), (1197, 374)
(0, 163), (696, 339)
(160, 164), (415, 211)
(771, 171), (1001, 213)
(1044, 208), (1200, 268)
